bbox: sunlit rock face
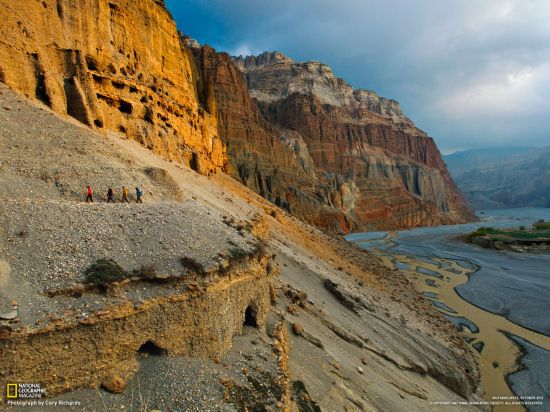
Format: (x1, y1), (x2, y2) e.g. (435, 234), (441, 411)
(215, 50), (474, 231)
(0, 0), (227, 175)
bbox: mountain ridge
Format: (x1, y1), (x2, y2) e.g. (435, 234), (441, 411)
(445, 146), (550, 209)
(232, 51), (409, 124)
(217, 49), (475, 230)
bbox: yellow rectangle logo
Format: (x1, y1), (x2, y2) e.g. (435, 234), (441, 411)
(6, 384), (18, 399)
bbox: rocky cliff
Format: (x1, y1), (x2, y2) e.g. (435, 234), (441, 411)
(197, 49), (473, 230)
(0, 0), (472, 231)
(0, 0), (226, 174)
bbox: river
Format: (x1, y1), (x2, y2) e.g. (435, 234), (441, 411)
(347, 208), (550, 412)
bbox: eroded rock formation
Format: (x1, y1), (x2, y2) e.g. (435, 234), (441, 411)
(226, 51), (474, 230)
(1, 257), (273, 397)
(0, 0), (226, 174)
(0, 0), (472, 231)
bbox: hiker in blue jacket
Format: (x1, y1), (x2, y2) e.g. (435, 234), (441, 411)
(135, 187), (143, 203)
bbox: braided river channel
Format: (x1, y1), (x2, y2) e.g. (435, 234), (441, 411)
(347, 208), (550, 411)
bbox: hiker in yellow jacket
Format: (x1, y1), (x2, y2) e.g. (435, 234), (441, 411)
(121, 186), (130, 203)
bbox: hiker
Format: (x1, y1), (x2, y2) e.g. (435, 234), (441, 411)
(85, 185), (94, 203)
(135, 187), (143, 203)
(121, 186), (130, 203)
(107, 187), (115, 203)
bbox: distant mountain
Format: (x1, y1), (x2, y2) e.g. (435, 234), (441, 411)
(444, 147), (533, 176)
(444, 146), (550, 210)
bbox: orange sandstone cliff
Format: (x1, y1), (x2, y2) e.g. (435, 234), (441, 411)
(0, 0), (226, 174)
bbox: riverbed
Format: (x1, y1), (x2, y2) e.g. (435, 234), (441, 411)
(347, 208), (550, 411)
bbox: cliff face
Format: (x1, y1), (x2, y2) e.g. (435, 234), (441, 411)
(0, 0), (226, 174)
(233, 52), (409, 125)
(0, 0), (472, 230)
(200, 50), (473, 230)
(0, 86), (481, 409)
(189, 47), (324, 216)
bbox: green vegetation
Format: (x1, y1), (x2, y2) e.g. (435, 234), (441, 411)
(467, 225), (550, 242)
(534, 220), (550, 230)
(226, 239), (249, 260)
(228, 245), (248, 259)
(84, 259), (129, 288)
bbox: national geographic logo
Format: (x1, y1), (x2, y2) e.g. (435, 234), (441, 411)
(4, 383), (47, 399)
(4, 384), (81, 408)
(6, 384), (17, 399)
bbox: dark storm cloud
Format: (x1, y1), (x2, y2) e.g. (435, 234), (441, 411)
(166, 0), (550, 152)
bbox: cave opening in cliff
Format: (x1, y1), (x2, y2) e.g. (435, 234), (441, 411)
(64, 78), (89, 125)
(85, 55), (98, 71)
(118, 101), (133, 115)
(31, 55), (51, 108)
(56, 0), (63, 19)
(138, 340), (167, 356)
(190, 152), (200, 172)
(244, 305), (258, 327)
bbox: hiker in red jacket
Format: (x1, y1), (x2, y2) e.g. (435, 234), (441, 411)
(86, 185), (93, 203)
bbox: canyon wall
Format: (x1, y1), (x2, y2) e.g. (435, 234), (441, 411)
(0, 0), (226, 174)
(196, 48), (473, 231)
(0, 0), (472, 230)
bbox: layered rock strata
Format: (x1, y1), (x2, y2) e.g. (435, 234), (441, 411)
(0, 87), (483, 408)
(1, 255), (272, 397)
(223, 51), (473, 230)
(0, 86), (276, 398)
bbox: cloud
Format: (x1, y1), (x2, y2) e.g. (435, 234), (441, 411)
(439, 65), (549, 119)
(229, 44), (259, 58)
(165, 0), (550, 152)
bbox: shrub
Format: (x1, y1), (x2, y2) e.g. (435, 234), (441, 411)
(229, 245), (248, 259)
(466, 227), (488, 241)
(85, 259), (128, 288)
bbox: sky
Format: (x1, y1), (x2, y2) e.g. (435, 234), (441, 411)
(165, 0), (550, 153)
